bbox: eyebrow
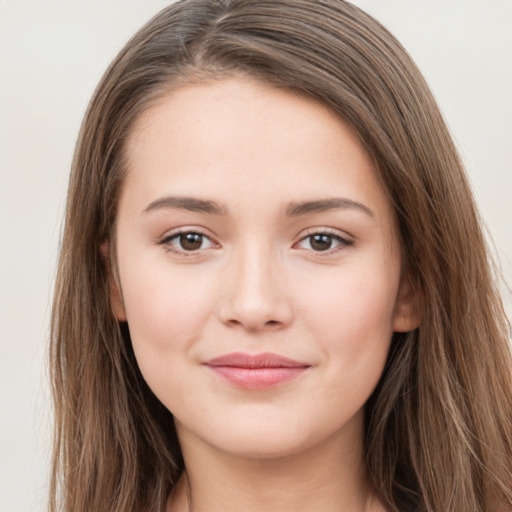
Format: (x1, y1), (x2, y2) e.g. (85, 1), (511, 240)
(285, 198), (374, 217)
(143, 196), (227, 215)
(142, 196), (374, 218)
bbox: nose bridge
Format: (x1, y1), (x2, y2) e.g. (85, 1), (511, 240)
(218, 236), (292, 331)
(238, 238), (272, 291)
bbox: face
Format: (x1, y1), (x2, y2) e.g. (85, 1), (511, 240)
(110, 77), (418, 459)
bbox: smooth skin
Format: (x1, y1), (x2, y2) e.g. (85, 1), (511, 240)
(107, 77), (419, 512)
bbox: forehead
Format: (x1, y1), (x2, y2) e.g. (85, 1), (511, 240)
(122, 77), (392, 223)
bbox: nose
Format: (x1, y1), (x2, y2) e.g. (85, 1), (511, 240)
(217, 243), (294, 332)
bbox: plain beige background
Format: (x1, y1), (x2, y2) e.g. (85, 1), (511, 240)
(0, 1), (510, 511)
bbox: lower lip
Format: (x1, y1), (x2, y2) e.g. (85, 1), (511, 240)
(205, 366), (308, 390)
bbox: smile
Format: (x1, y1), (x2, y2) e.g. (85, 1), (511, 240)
(202, 352), (311, 390)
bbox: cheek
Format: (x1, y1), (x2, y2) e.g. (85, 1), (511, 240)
(123, 276), (214, 412)
(118, 257), (216, 375)
(310, 264), (397, 323)
(302, 256), (400, 365)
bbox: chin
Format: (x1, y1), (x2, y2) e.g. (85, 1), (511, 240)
(215, 432), (312, 459)
(191, 415), (340, 460)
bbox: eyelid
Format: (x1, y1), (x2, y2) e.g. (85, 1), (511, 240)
(158, 227), (219, 256)
(293, 228), (354, 255)
(157, 226), (354, 257)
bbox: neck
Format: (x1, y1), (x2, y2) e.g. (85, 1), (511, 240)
(167, 418), (382, 512)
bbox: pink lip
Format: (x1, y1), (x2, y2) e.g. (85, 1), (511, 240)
(203, 352), (311, 390)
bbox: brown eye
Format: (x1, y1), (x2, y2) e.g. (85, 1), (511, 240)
(160, 231), (216, 255)
(179, 233), (204, 251)
(310, 234), (333, 251)
(296, 231), (353, 254)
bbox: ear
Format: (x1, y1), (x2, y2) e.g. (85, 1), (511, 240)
(392, 273), (421, 333)
(100, 242), (127, 321)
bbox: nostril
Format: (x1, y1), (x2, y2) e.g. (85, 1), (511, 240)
(217, 284), (294, 331)
(225, 317), (283, 332)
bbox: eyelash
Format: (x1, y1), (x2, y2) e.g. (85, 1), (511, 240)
(158, 228), (354, 257)
(294, 228), (354, 255)
(159, 230), (217, 257)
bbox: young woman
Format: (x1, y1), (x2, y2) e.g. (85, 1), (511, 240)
(49, 1), (512, 511)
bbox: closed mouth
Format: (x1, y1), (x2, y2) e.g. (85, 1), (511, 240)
(203, 352), (311, 389)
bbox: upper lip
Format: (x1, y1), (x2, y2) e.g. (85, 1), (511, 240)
(203, 352), (310, 369)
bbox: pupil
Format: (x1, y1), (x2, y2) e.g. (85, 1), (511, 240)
(180, 233), (202, 250)
(311, 234), (332, 251)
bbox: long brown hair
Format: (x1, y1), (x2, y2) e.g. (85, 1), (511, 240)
(50, 1), (512, 511)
